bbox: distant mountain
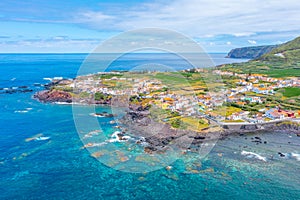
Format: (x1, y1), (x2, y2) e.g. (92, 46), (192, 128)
(220, 36), (300, 77)
(226, 45), (278, 59)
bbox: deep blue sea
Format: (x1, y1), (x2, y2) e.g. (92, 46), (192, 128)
(0, 53), (299, 199)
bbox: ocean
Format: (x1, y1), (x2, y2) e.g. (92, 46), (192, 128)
(0, 53), (299, 199)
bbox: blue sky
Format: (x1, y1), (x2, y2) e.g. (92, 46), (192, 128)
(0, 0), (300, 53)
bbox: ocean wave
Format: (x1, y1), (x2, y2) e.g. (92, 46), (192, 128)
(14, 108), (33, 113)
(83, 130), (101, 139)
(136, 137), (148, 146)
(14, 110), (28, 113)
(107, 131), (131, 143)
(89, 113), (105, 117)
(290, 153), (300, 161)
(55, 102), (73, 105)
(35, 136), (50, 141)
(241, 150), (267, 162)
(43, 77), (64, 81)
(55, 102), (85, 105)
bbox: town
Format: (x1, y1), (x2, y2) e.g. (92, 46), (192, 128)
(49, 69), (300, 131)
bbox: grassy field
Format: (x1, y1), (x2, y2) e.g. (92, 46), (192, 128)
(280, 87), (300, 97)
(256, 68), (300, 78)
(221, 36), (300, 78)
(180, 117), (209, 131)
(212, 106), (242, 117)
(222, 62), (300, 78)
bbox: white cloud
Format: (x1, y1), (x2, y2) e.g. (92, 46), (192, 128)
(0, 38), (100, 53)
(75, 11), (115, 23)
(248, 40), (257, 44)
(73, 0), (300, 38)
(52, 36), (69, 40)
(3, 0), (300, 52)
(233, 32), (256, 37)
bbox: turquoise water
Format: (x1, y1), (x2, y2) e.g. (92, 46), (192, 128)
(0, 54), (299, 199)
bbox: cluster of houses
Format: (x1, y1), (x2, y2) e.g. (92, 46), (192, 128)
(224, 108), (300, 123)
(63, 71), (299, 124)
(214, 70), (300, 94)
(71, 74), (163, 96)
(159, 94), (199, 116)
(211, 70), (300, 122)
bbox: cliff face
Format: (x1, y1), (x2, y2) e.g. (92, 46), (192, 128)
(226, 45), (278, 59)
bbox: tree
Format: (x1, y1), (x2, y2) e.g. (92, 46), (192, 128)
(171, 118), (181, 128)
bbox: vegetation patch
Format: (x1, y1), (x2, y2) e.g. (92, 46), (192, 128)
(280, 87), (300, 98)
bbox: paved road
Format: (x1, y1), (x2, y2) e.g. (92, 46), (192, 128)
(201, 113), (300, 126)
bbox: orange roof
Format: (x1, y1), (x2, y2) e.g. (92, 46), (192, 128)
(164, 97), (173, 101)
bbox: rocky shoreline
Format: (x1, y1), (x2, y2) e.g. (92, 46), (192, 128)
(34, 89), (113, 104)
(119, 105), (300, 153)
(34, 84), (300, 154)
(118, 104), (221, 153)
(34, 90), (73, 103)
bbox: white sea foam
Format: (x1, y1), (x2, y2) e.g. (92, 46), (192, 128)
(90, 113), (105, 117)
(122, 136), (131, 140)
(90, 142), (106, 147)
(15, 108), (32, 113)
(14, 110), (28, 113)
(43, 78), (52, 81)
(291, 153), (300, 161)
(83, 130), (101, 139)
(241, 150), (267, 162)
(55, 102), (86, 105)
(83, 142), (107, 148)
(35, 136), (50, 141)
(54, 102), (72, 105)
(107, 131), (130, 143)
(53, 77), (63, 80)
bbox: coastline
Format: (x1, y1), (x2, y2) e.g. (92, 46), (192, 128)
(34, 88), (300, 154)
(33, 89), (300, 133)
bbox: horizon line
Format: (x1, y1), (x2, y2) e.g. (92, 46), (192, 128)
(0, 52), (228, 54)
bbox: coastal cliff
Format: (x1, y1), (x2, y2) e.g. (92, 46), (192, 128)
(221, 36), (300, 77)
(226, 45), (278, 59)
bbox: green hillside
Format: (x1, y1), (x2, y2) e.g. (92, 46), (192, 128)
(226, 45), (278, 59)
(221, 36), (300, 77)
